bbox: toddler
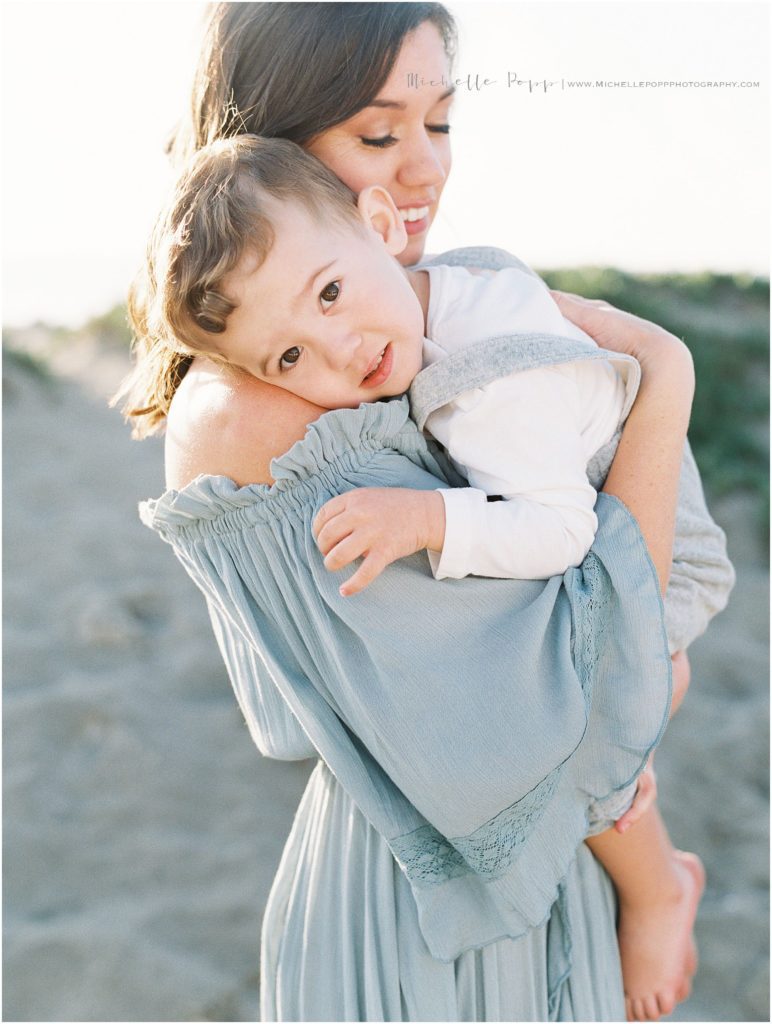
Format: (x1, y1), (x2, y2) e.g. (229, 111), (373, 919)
(139, 134), (705, 1019)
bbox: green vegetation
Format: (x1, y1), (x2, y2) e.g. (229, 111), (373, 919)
(540, 268), (769, 536)
(2, 341), (55, 383)
(82, 304), (133, 349)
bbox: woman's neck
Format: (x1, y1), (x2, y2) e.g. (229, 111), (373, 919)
(405, 267), (431, 332)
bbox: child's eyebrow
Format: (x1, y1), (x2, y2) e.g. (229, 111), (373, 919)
(298, 260), (337, 304)
(256, 259), (339, 376)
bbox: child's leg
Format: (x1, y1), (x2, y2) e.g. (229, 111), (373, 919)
(586, 802), (705, 1022)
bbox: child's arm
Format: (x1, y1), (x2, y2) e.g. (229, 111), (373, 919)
(423, 363), (600, 581)
(313, 363), (597, 593)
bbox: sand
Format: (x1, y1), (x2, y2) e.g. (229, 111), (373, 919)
(3, 336), (769, 1022)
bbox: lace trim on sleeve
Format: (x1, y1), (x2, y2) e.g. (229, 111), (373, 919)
(390, 767), (563, 887)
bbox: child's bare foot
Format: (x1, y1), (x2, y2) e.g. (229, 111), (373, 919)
(621, 851), (706, 1021)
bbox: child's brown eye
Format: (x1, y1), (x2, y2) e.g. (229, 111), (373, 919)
(279, 346), (302, 370)
(320, 281), (340, 309)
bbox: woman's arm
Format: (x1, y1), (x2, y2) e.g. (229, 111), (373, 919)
(164, 356), (326, 490)
(551, 291), (695, 596)
(436, 248), (732, 651)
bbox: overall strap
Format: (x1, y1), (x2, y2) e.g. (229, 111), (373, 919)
(419, 245), (540, 279)
(409, 330), (641, 433)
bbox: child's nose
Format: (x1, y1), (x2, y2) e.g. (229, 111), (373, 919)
(324, 332), (361, 371)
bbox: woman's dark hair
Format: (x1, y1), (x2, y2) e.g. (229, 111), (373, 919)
(169, 2), (456, 164)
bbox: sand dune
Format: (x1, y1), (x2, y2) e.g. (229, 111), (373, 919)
(3, 339), (768, 1022)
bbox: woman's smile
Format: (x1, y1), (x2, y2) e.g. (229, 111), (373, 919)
(400, 204), (432, 236)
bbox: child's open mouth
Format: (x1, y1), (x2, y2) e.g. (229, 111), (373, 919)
(360, 343), (393, 389)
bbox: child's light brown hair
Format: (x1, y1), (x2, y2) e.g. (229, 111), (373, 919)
(112, 135), (359, 437)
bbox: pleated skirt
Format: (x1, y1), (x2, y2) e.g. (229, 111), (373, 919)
(260, 760), (626, 1022)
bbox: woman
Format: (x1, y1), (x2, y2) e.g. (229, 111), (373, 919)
(126, 4), (733, 1020)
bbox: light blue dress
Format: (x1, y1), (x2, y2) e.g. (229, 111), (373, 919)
(260, 758), (625, 1021)
(142, 400), (672, 1022)
(140, 246), (733, 1021)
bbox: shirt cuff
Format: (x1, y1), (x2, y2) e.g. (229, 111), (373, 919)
(428, 488), (490, 580)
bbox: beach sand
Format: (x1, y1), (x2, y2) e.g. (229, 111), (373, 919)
(3, 337), (768, 1022)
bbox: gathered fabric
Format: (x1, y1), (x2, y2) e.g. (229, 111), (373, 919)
(258, 757), (626, 1022)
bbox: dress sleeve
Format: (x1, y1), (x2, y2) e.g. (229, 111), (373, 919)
(664, 439), (735, 652)
(206, 597), (317, 761)
(426, 366), (598, 580)
(141, 401), (672, 962)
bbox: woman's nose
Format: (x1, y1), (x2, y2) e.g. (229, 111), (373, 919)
(397, 132), (448, 190)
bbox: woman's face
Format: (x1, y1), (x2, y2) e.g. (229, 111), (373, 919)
(306, 21), (453, 267)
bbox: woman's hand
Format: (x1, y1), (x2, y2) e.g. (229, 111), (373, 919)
(313, 487), (446, 596)
(549, 289), (692, 375)
(550, 290), (695, 594)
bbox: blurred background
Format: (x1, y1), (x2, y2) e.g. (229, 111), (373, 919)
(3, 2), (769, 1020)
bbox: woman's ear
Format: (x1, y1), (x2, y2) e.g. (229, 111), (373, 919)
(357, 186), (408, 258)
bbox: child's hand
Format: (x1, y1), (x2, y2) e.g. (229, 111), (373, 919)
(615, 755), (658, 834)
(313, 487), (446, 596)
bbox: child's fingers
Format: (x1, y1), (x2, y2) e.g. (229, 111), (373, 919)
(323, 532), (370, 573)
(312, 494), (348, 539)
(339, 552), (388, 597)
(315, 515), (355, 557)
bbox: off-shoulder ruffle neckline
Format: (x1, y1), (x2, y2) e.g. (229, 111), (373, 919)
(270, 396), (416, 482)
(141, 396), (423, 529)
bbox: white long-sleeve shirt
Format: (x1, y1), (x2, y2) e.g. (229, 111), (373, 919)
(422, 264), (627, 580)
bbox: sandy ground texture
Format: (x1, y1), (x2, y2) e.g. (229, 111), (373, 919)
(3, 338), (769, 1023)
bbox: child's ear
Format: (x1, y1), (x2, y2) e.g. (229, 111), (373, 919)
(357, 186), (408, 258)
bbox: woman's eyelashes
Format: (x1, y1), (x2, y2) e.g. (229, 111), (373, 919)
(360, 134), (397, 149)
(359, 123), (451, 148)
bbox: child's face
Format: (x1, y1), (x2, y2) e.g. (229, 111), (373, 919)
(214, 193), (426, 410)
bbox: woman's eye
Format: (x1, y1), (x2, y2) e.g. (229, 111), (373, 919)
(360, 134), (397, 149)
(279, 346), (302, 370)
(427, 123), (451, 135)
(319, 280), (340, 310)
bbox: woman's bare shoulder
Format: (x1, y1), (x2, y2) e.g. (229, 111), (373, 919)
(164, 358), (325, 490)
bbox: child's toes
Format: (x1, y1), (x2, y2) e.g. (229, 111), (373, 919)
(676, 972), (692, 1003)
(630, 996), (653, 1021)
(642, 994), (662, 1020)
(657, 988), (678, 1017)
